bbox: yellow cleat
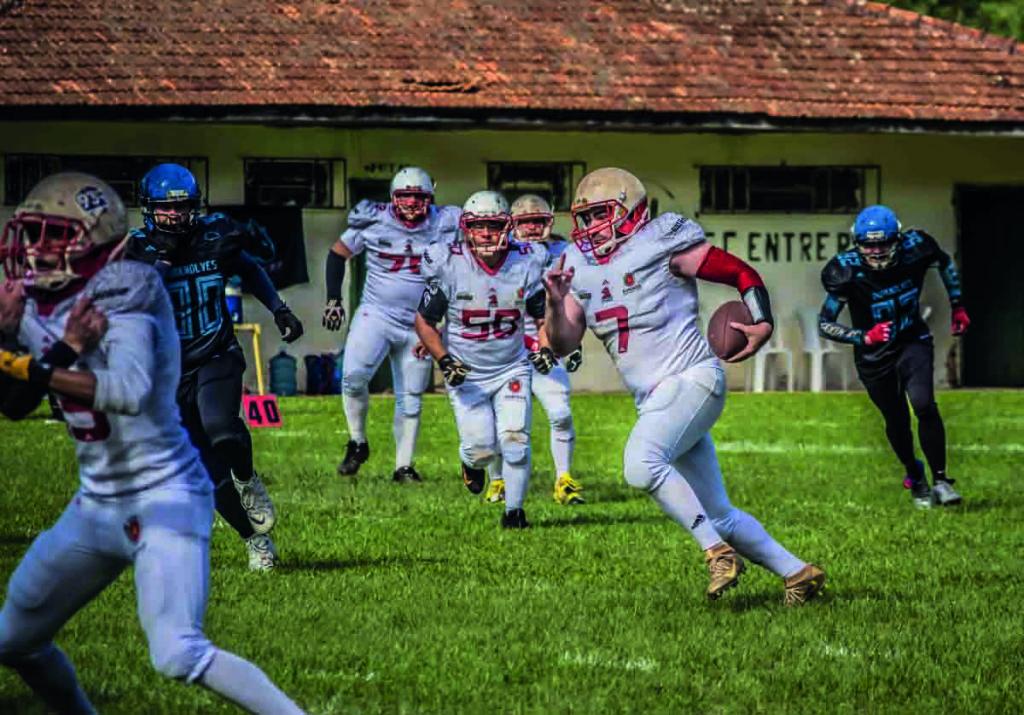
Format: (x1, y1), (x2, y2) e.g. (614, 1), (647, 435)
(484, 478), (506, 503)
(704, 542), (744, 600)
(783, 563), (826, 607)
(553, 473), (585, 505)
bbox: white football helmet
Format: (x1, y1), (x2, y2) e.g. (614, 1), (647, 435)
(390, 167), (435, 226)
(570, 167), (649, 257)
(1, 172), (128, 291)
(460, 190), (511, 258)
(510, 194), (554, 243)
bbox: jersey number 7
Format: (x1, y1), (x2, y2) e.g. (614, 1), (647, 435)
(594, 306), (630, 353)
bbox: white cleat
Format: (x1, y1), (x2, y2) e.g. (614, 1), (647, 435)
(246, 534), (278, 572)
(234, 472), (277, 535)
(931, 480), (963, 506)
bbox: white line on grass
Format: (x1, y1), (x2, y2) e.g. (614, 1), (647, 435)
(559, 650), (658, 673)
(715, 441), (1024, 454)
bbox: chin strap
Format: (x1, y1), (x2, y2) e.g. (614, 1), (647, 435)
(696, 246), (774, 326)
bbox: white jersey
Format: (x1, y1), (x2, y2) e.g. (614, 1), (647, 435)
(341, 199), (461, 328)
(18, 260), (205, 497)
(518, 238), (571, 351)
(563, 212), (717, 405)
(423, 240), (545, 384)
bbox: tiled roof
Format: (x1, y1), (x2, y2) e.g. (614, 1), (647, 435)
(1, 0), (1022, 125)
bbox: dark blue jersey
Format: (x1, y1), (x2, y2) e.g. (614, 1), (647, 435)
(819, 229), (962, 378)
(125, 213), (280, 372)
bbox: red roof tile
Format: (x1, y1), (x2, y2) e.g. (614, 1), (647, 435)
(1, 0), (1022, 125)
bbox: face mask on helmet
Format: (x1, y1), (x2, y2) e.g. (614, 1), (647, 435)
(141, 163), (201, 236)
(461, 214), (511, 259)
(571, 198), (648, 257)
(391, 190), (432, 226)
(144, 198), (200, 235)
(853, 205), (901, 270)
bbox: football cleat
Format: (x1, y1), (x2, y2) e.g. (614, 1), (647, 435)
(246, 534), (278, 572)
(553, 473), (585, 505)
(233, 472), (276, 535)
(337, 440), (369, 476)
(462, 463), (486, 495)
(501, 508), (530, 529)
(393, 465), (422, 483)
(783, 564), (827, 607)
(485, 478), (506, 503)
(704, 542), (745, 601)
(932, 479), (962, 506)
(910, 479), (932, 509)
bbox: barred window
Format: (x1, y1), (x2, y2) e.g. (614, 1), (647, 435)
(244, 158), (347, 209)
(699, 165), (879, 214)
(486, 161), (587, 212)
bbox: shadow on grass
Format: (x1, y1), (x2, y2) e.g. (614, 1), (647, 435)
(532, 513), (663, 529)
(278, 555), (445, 573)
(0, 533), (34, 547)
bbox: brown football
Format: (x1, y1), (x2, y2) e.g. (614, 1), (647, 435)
(707, 300), (753, 360)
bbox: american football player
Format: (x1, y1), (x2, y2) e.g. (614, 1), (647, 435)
(544, 168), (825, 604)
(482, 194), (583, 507)
(415, 190), (547, 528)
(325, 167), (460, 482)
(125, 163), (302, 571)
(0, 173), (304, 713)
(819, 205), (968, 508)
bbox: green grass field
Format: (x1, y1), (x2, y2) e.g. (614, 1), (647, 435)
(1, 391), (1022, 714)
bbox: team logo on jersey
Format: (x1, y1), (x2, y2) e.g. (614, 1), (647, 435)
(405, 241), (413, 254)
(123, 516), (141, 543)
(516, 287), (524, 300)
(379, 239), (393, 247)
(577, 291), (592, 300)
(456, 291), (474, 301)
(488, 291), (498, 308)
(622, 271), (642, 295)
(509, 379), (522, 393)
(600, 280), (613, 303)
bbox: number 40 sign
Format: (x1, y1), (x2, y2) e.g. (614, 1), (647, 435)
(243, 394), (283, 428)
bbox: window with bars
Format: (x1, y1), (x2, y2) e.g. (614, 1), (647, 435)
(486, 161), (587, 212)
(699, 165), (879, 214)
(243, 158), (347, 209)
(4, 154), (208, 207)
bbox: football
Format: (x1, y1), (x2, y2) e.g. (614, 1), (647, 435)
(707, 300), (753, 360)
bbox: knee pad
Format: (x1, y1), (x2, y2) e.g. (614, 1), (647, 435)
(912, 400), (940, 422)
(205, 416), (247, 450)
(622, 442), (669, 492)
(147, 628), (214, 682)
(459, 442), (497, 469)
(499, 430), (530, 466)
(548, 410), (574, 434)
(341, 371), (371, 396)
(396, 392), (423, 419)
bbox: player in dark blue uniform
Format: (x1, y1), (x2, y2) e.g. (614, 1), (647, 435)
(818, 205), (970, 508)
(126, 163), (304, 569)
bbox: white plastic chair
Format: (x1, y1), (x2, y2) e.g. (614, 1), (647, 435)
(797, 307), (850, 392)
(746, 318), (793, 392)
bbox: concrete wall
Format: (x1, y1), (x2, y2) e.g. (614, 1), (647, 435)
(3, 121), (1023, 392)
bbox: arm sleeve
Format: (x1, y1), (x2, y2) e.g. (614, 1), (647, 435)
(326, 250), (346, 301)
(92, 313), (156, 415)
(696, 246), (774, 325)
(525, 289), (546, 320)
(417, 278), (450, 325)
(230, 251), (285, 313)
(931, 240), (963, 308)
(818, 261), (863, 345)
(0, 341), (78, 419)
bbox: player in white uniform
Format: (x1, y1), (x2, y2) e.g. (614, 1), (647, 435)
(415, 191), (548, 529)
(324, 167), (461, 482)
(545, 168), (825, 605)
(483, 194), (584, 507)
(0, 174), (304, 713)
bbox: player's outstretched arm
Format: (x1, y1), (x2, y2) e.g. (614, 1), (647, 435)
(674, 242), (773, 362)
(231, 252), (304, 343)
(544, 255), (586, 356)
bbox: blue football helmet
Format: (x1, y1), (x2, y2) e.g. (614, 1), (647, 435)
(140, 163), (201, 234)
(852, 204), (901, 270)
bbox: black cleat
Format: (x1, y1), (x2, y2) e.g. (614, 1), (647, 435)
(501, 508), (530, 529)
(462, 464), (486, 494)
(393, 466), (422, 483)
(337, 440), (369, 476)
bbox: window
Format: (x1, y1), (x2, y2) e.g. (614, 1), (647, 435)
(244, 158), (346, 209)
(699, 165), (880, 214)
(486, 161), (586, 212)
(4, 154), (208, 207)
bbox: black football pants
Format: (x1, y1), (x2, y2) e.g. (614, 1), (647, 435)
(859, 340), (947, 482)
(177, 351), (255, 540)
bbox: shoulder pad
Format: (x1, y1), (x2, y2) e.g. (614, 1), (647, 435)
(346, 199), (386, 230)
(435, 205), (463, 234)
(900, 228), (938, 258)
(821, 254), (857, 292)
(646, 212), (705, 252)
(86, 259), (165, 315)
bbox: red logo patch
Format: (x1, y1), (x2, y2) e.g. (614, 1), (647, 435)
(509, 379), (522, 393)
(123, 516), (141, 543)
(624, 272), (635, 287)
(488, 293), (499, 308)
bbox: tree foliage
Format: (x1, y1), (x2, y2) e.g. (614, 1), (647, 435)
(885, 1), (1024, 40)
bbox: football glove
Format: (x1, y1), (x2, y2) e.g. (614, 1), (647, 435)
(438, 354), (471, 387)
(951, 306), (970, 336)
(322, 299), (345, 332)
(564, 347), (583, 373)
(863, 321), (892, 346)
(274, 306), (304, 343)
(528, 347), (556, 375)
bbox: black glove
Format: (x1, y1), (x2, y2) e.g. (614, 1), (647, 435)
(528, 347), (556, 375)
(322, 299), (345, 332)
(438, 354), (471, 387)
(274, 306), (304, 343)
(564, 347), (583, 373)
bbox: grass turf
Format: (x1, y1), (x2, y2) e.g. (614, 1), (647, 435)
(1, 391), (1022, 714)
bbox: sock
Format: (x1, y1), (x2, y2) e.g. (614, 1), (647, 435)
(214, 477), (255, 540)
(393, 413), (420, 470)
(718, 509), (805, 578)
(199, 649), (304, 715)
(550, 422), (575, 477)
(217, 433), (255, 484)
(650, 473), (722, 551)
(11, 644), (96, 715)
(502, 458), (529, 511)
(917, 409), (948, 484)
(343, 390), (369, 444)
(490, 455), (504, 482)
